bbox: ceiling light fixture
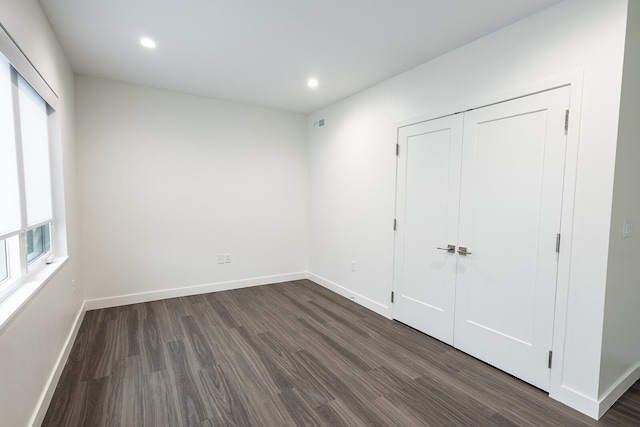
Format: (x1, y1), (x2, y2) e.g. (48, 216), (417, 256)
(140, 37), (156, 49)
(307, 78), (319, 88)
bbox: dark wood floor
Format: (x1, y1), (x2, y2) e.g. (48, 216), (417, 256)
(43, 279), (640, 426)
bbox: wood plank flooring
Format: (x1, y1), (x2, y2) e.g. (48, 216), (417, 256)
(43, 280), (640, 426)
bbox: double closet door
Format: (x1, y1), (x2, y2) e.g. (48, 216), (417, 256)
(393, 86), (570, 392)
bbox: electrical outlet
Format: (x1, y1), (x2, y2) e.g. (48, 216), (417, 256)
(217, 254), (225, 264)
(351, 261), (356, 272)
(225, 254), (231, 263)
(72, 279), (77, 295)
(623, 219), (633, 239)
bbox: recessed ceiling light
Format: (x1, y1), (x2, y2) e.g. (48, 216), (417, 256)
(140, 38), (156, 49)
(307, 78), (319, 88)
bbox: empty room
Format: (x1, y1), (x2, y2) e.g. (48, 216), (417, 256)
(1, 0), (640, 425)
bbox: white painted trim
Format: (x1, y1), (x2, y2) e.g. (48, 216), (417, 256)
(30, 301), (86, 427)
(549, 71), (589, 415)
(597, 362), (640, 418)
(307, 273), (392, 319)
(396, 70), (585, 130)
(85, 272), (308, 310)
(549, 384), (599, 419)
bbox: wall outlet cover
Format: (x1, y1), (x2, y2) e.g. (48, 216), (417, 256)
(623, 219), (633, 239)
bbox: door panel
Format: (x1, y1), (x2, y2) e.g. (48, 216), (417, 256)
(454, 86), (570, 391)
(393, 114), (463, 345)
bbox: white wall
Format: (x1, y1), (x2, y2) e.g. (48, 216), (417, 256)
(308, 0), (628, 417)
(0, 1), (81, 426)
(600, 0), (640, 412)
(76, 76), (308, 306)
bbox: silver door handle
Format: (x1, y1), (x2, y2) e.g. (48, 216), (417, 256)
(437, 244), (455, 253)
(457, 246), (472, 256)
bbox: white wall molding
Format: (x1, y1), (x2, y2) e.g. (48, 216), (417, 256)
(548, 366), (640, 422)
(85, 272), (307, 310)
(549, 385), (599, 420)
(396, 71), (584, 130)
(30, 302), (85, 427)
(308, 273), (392, 319)
(598, 362), (640, 418)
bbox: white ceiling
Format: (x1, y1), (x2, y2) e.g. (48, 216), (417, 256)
(39, 0), (563, 114)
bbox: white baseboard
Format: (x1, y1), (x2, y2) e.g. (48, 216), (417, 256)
(598, 362), (640, 418)
(30, 302), (86, 427)
(85, 272), (308, 310)
(550, 384), (599, 420)
(307, 273), (392, 319)
(550, 360), (640, 420)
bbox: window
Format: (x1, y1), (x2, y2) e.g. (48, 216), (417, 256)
(0, 52), (53, 299)
(27, 224), (51, 264)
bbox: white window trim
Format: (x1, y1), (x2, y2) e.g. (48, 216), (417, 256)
(0, 21), (66, 333)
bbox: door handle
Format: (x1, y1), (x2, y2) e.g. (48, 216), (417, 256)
(437, 244), (456, 253)
(457, 246), (472, 256)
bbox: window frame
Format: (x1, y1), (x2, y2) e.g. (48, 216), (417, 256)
(0, 22), (66, 333)
(0, 57), (55, 302)
(0, 240), (7, 283)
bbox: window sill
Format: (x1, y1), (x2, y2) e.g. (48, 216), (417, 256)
(0, 256), (69, 334)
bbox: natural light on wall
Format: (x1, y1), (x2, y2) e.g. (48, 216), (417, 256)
(0, 52), (54, 300)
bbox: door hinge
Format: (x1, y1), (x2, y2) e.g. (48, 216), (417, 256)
(396, 143), (400, 156)
(391, 291), (395, 303)
(556, 233), (561, 253)
(564, 109), (569, 132)
(548, 350), (553, 369)
(393, 219), (397, 231)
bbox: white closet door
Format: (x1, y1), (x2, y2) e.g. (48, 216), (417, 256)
(393, 114), (463, 345)
(454, 86), (570, 391)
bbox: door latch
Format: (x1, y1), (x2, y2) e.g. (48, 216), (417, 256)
(457, 246), (472, 256)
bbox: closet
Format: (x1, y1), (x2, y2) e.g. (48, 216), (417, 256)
(393, 86), (570, 391)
